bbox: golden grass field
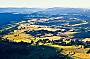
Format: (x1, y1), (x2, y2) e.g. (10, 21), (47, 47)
(3, 32), (90, 59)
(82, 38), (90, 42)
(3, 32), (35, 43)
(2, 24), (90, 59)
(47, 45), (90, 59)
(64, 31), (78, 36)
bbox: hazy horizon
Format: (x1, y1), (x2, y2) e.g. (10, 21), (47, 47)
(0, 0), (90, 8)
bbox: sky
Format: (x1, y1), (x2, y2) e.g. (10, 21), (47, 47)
(0, 0), (90, 8)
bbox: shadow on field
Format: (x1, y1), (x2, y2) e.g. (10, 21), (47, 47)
(0, 41), (72, 59)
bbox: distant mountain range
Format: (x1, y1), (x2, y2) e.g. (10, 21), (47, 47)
(0, 8), (44, 14)
(0, 7), (90, 15)
(0, 7), (90, 27)
(30, 7), (90, 16)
